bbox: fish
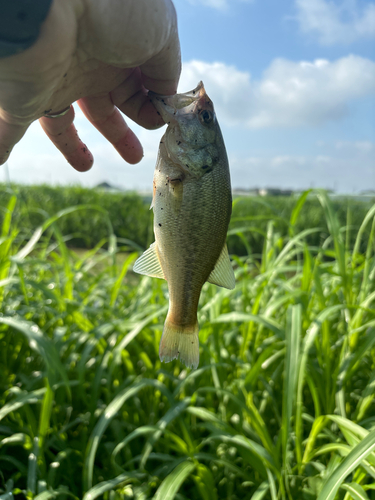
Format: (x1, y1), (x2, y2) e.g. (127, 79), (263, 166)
(133, 81), (235, 370)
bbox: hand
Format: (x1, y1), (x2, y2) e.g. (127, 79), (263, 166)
(0, 0), (181, 171)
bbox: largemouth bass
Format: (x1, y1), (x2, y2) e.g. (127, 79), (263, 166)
(133, 81), (235, 369)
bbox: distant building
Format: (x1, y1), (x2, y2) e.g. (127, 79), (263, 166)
(232, 187), (295, 197)
(95, 182), (120, 192)
(232, 188), (259, 197)
(259, 188), (294, 196)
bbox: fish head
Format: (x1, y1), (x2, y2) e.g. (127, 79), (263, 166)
(150, 82), (223, 176)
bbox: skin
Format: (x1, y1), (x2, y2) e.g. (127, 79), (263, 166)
(152, 85), (232, 331)
(0, 0), (181, 171)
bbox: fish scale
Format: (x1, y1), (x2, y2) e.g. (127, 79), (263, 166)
(155, 170), (230, 323)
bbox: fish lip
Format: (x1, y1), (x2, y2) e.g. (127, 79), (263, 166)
(150, 81), (206, 123)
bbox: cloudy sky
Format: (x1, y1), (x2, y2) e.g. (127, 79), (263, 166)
(3, 0), (375, 193)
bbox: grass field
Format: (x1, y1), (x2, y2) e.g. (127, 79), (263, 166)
(0, 187), (374, 500)
(0, 184), (372, 256)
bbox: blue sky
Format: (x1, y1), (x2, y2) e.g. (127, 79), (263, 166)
(3, 0), (375, 192)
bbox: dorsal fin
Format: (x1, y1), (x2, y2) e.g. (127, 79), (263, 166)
(133, 242), (165, 279)
(207, 244), (235, 290)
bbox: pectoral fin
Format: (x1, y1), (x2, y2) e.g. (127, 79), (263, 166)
(207, 244), (235, 290)
(133, 242), (165, 279)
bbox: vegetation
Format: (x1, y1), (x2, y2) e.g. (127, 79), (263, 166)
(0, 186), (374, 500)
(0, 184), (372, 255)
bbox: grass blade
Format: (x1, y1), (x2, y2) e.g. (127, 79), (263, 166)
(317, 429), (375, 500)
(317, 190), (348, 297)
(352, 203), (375, 264)
(341, 482), (370, 500)
(153, 461), (195, 500)
(295, 304), (344, 469)
(250, 481), (269, 500)
(356, 369), (375, 421)
(27, 437), (39, 495)
(0, 388), (46, 422)
(0, 317), (70, 397)
(140, 398), (191, 468)
(83, 379), (172, 491)
(289, 189), (312, 234)
(282, 305), (301, 470)
(12, 205), (114, 261)
(82, 472), (144, 500)
(213, 312), (283, 336)
(110, 251), (137, 306)
(38, 380), (54, 450)
(1, 194), (17, 238)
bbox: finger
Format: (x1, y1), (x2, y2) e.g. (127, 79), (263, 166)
(39, 106), (94, 172)
(111, 68), (165, 130)
(77, 93), (143, 165)
(0, 117), (29, 165)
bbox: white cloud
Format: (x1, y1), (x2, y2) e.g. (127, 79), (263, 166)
(180, 56), (375, 128)
(184, 0), (253, 11)
(4, 59), (374, 195)
(335, 140), (374, 152)
(230, 148), (375, 193)
(190, 0), (227, 9)
(295, 0), (375, 44)
(179, 60), (252, 126)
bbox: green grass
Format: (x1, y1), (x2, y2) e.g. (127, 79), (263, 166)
(0, 184), (372, 255)
(0, 188), (374, 499)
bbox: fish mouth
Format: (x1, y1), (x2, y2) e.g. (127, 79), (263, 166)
(150, 81), (208, 123)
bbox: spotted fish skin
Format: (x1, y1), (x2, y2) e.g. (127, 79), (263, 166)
(133, 81), (235, 369)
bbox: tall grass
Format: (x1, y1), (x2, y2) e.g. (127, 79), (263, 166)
(0, 188), (374, 499)
(0, 184), (372, 255)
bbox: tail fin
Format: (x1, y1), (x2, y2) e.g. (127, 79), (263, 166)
(159, 318), (199, 370)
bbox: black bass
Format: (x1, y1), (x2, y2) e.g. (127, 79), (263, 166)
(133, 81), (235, 369)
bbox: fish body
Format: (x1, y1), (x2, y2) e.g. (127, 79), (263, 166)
(133, 82), (235, 369)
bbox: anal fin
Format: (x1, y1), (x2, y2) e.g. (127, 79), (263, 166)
(133, 242), (165, 279)
(207, 244), (235, 290)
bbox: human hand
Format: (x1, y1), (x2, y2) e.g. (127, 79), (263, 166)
(0, 0), (181, 171)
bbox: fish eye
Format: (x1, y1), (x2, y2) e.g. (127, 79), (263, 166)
(199, 110), (214, 125)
